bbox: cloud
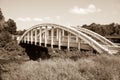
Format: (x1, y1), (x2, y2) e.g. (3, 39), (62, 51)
(33, 18), (43, 21)
(56, 16), (60, 19)
(44, 17), (52, 21)
(17, 16), (59, 22)
(70, 6), (88, 14)
(17, 17), (32, 22)
(17, 17), (43, 22)
(69, 4), (101, 14)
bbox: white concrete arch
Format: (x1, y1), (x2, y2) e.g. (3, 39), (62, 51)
(75, 27), (116, 46)
(18, 23), (120, 54)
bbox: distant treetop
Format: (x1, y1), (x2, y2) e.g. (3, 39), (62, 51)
(82, 23), (120, 36)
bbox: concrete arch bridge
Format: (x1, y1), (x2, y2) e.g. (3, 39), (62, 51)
(18, 23), (120, 54)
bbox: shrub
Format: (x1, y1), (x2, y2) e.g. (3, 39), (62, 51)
(0, 31), (12, 47)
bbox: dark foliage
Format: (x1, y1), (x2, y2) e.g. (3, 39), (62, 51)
(82, 23), (120, 36)
(4, 19), (17, 34)
(0, 31), (12, 47)
(16, 29), (26, 35)
(0, 9), (26, 60)
(0, 8), (4, 20)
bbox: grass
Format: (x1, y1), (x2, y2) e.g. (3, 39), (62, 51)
(0, 54), (120, 80)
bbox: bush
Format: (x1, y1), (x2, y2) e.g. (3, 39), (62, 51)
(0, 31), (12, 47)
(48, 48), (96, 59)
(0, 41), (26, 60)
(4, 41), (25, 56)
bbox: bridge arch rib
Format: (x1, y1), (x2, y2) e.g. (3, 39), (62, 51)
(18, 23), (120, 54)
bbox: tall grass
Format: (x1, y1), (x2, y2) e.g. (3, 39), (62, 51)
(0, 54), (120, 80)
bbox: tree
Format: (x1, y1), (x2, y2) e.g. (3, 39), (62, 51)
(5, 19), (17, 34)
(16, 29), (26, 35)
(0, 8), (4, 20)
(0, 8), (5, 31)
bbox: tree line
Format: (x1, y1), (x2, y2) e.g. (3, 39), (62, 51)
(0, 9), (17, 47)
(81, 23), (120, 36)
(0, 9), (25, 59)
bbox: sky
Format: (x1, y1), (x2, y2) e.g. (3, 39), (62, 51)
(0, 0), (120, 30)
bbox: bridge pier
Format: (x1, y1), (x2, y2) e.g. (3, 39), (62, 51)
(45, 26), (47, 47)
(76, 36), (81, 51)
(31, 30), (33, 44)
(39, 27), (42, 46)
(67, 32), (70, 51)
(78, 41), (80, 51)
(27, 32), (30, 43)
(23, 36), (26, 43)
(58, 29), (61, 50)
(51, 27), (54, 48)
(62, 30), (64, 41)
(35, 29), (37, 45)
(56, 28), (59, 40)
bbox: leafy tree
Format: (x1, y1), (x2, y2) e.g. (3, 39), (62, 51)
(4, 19), (17, 34)
(0, 8), (5, 31)
(16, 29), (26, 35)
(82, 23), (120, 36)
(0, 8), (4, 20)
(114, 24), (120, 35)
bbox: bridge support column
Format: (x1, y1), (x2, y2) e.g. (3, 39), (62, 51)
(35, 29), (37, 45)
(62, 30), (64, 41)
(56, 28), (59, 40)
(76, 36), (78, 42)
(39, 27), (42, 46)
(45, 26), (47, 47)
(51, 27), (54, 48)
(76, 36), (81, 51)
(67, 32), (70, 51)
(78, 41), (81, 51)
(58, 29), (61, 50)
(31, 30), (33, 44)
(23, 36), (26, 43)
(27, 32), (30, 43)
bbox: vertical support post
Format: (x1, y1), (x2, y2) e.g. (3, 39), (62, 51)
(56, 28), (58, 40)
(43, 33), (44, 40)
(76, 36), (80, 51)
(31, 30), (33, 44)
(67, 32), (70, 51)
(67, 32), (71, 51)
(45, 26), (47, 47)
(51, 27), (54, 48)
(78, 38), (81, 51)
(27, 32), (30, 43)
(39, 27), (42, 46)
(58, 29), (61, 50)
(23, 36), (26, 43)
(62, 30), (64, 41)
(76, 36), (78, 42)
(35, 29), (37, 45)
